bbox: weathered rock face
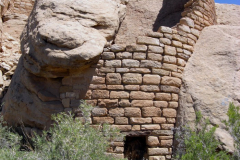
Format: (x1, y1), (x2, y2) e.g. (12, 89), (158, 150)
(215, 3), (240, 26)
(0, 0), (35, 99)
(21, 0), (126, 78)
(2, 0), (126, 129)
(177, 25), (240, 152)
(115, 0), (189, 45)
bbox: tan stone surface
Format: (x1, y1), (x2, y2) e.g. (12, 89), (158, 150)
(178, 25), (240, 152)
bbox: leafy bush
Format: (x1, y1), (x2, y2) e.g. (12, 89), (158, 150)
(174, 111), (231, 160)
(0, 101), (124, 160)
(224, 103), (240, 159)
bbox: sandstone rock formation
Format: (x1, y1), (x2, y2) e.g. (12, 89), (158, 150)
(177, 19), (240, 153)
(0, 0), (35, 100)
(2, 0), (126, 129)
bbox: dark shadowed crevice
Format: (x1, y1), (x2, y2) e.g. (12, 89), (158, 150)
(124, 136), (148, 160)
(153, 0), (189, 31)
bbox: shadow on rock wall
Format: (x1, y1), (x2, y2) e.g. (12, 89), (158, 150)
(153, 0), (188, 31)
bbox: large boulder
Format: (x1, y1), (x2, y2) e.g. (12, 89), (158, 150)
(2, 0), (126, 130)
(177, 25), (240, 152)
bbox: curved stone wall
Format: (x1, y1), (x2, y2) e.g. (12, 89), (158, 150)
(59, 0), (217, 159)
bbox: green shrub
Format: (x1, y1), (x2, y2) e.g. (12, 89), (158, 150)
(174, 111), (231, 160)
(0, 101), (124, 160)
(224, 103), (240, 159)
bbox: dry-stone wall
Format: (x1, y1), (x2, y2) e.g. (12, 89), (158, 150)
(59, 0), (217, 159)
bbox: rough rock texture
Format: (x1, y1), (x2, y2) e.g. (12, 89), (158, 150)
(115, 0), (189, 45)
(215, 3), (240, 26)
(2, 0), (126, 129)
(0, 0), (35, 99)
(177, 25), (240, 152)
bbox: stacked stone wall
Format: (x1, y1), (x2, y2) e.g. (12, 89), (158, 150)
(59, 0), (217, 159)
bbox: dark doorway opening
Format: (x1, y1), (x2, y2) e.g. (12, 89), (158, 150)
(124, 136), (148, 160)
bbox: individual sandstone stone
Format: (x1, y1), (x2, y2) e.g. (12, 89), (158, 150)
(109, 108), (124, 117)
(110, 91), (129, 99)
(62, 98), (70, 108)
(116, 52), (132, 59)
(167, 118), (176, 123)
(152, 69), (170, 76)
(122, 73), (142, 85)
(168, 102), (178, 108)
(162, 63), (178, 72)
(137, 36), (160, 46)
(122, 59), (140, 68)
(124, 107), (141, 117)
(149, 156), (166, 160)
(148, 148), (169, 156)
(115, 117), (128, 125)
(105, 60), (121, 67)
(140, 60), (162, 68)
(148, 53), (162, 61)
(147, 136), (160, 147)
(177, 58), (186, 67)
(126, 44), (147, 52)
(172, 40), (182, 48)
(140, 85), (160, 92)
(162, 108), (177, 118)
(133, 52), (146, 60)
(172, 94), (179, 101)
(161, 76), (181, 87)
(124, 85), (140, 91)
(160, 38), (171, 45)
(148, 46), (163, 54)
(119, 99), (131, 107)
(146, 31), (163, 38)
(112, 125), (131, 132)
(129, 68), (151, 74)
(161, 124), (174, 130)
(106, 73), (121, 85)
(183, 44), (194, 51)
(143, 74), (161, 85)
(107, 85), (124, 90)
(178, 24), (191, 33)
(131, 100), (153, 107)
(101, 52), (115, 59)
(98, 99), (118, 108)
(158, 26), (172, 34)
(180, 17), (194, 28)
(153, 117), (167, 124)
(111, 44), (126, 52)
(130, 91), (155, 100)
(163, 56), (177, 64)
(132, 125), (141, 131)
(92, 90), (109, 99)
(142, 107), (161, 117)
(130, 118), (152, 124)
(164, 46), (176, 56)
(116, 68), (129, 73)
(164, 33), (173, 40)
(160, 85), (180, 93)
(92, 108), (108, 116)
(141, 124), (160, 130)
(99, 67), (115, 73)
(161, 140), (173, 147)
(91, 76), (105, 84)
(172, 34), (188, 44)
(154, 101), (168, 108)
(92, 117), (114, 124)
(155, 93), (171, 101)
